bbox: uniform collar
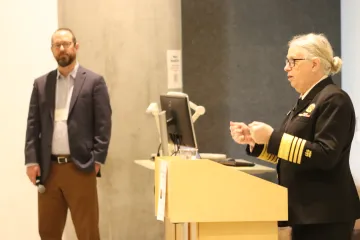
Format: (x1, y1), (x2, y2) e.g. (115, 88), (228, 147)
(300, 75), (329, 100)
(300, 75), (334, 102)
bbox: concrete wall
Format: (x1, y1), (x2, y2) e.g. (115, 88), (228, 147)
(58, 0), (182, 239)
(0, 0), (58, 239)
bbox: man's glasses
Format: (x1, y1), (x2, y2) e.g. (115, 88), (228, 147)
(51, 41), (73, 49)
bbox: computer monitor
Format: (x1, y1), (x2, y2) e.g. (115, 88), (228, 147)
(160, 94), (197, 151)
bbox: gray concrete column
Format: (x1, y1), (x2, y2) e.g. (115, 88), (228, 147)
(58, 0), (182, 239)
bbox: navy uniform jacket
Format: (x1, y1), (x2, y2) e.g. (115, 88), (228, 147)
(247, 76), (360, 225)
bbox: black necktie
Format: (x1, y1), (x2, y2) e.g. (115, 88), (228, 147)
(285, 99), (301, 131)
(292, 98), (302, 111)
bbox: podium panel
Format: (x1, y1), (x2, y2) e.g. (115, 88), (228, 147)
(164, 220), (278, 240)
(198, 221), (278, 240)
(155, 157), (288, 240)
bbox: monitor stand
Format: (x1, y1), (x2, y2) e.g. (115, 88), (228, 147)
(158, 110), (170, 156)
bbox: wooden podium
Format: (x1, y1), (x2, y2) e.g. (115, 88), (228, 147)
(154, 157), (288, 240)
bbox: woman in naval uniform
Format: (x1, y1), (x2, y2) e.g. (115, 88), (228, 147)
(230, 33), (360, 240)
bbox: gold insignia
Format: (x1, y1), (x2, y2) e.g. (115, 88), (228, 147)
(298, 112), (310, 117)
(305, 103), (316, 113)
(305, 149), (312, 158)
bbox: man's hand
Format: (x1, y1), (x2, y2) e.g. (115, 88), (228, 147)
(230, 121), (255, 146)
(249, 121), (274, 144)
(95, 163), (101, 174)
(26, 165), (40, 185)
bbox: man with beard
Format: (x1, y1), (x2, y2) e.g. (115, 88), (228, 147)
(24, 28), (112, 240)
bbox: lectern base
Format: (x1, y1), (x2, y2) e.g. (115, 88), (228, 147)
(165, 218), (279, 240)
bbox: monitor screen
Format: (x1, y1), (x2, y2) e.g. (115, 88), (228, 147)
(160, 94), (197, 150)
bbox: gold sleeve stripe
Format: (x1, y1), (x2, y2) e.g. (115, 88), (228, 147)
(270, 155), (278, 163)
(278, 133), (294, 160)
(293, 139), (301, 164)
(288, 137), (299, 162)
(258, 144), (269, 160)
(258, 144), (278, 164)
(297, 139), (306, 164)
(267, 154), (275, 163)
(278, 133), (307, 164)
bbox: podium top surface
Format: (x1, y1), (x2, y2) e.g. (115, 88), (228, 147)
(134, 159), (275, 175)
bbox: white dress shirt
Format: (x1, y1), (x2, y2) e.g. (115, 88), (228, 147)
(51, 62), (79, 155)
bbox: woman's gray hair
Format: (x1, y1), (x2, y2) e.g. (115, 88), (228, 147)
(288, 33), (342, 75)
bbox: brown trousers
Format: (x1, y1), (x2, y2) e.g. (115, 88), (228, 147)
(38, 162), (100, 240)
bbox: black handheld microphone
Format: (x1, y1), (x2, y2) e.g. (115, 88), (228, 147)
(35, 176), (46, 194)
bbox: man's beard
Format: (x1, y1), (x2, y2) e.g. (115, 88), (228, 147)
(56, 54), (75, 67)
